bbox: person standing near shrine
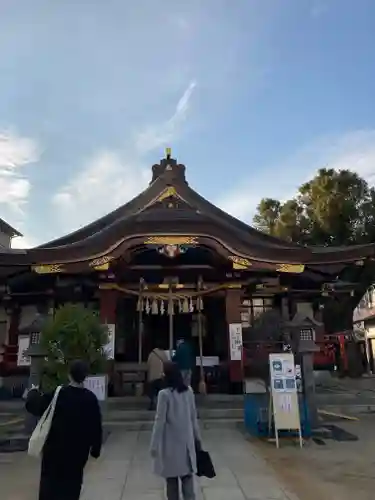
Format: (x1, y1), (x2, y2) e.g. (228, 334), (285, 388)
(147, 344), (168, 410)
(173, 337), (194, 387)
(25, 360), (102, 500)
(150, 361), (202, 500)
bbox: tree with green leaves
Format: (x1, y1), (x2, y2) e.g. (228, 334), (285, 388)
(253, 168), (375, 246)
(253, 168), (375, 337)
(41, 303), (109, 391)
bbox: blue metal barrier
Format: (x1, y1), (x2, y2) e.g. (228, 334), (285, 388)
(244, 393), (311, 438)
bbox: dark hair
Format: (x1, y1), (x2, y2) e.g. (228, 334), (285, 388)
(163, 361), (188, 393)
(69, 360), (89, 384)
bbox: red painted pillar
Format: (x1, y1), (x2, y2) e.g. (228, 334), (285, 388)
(8, 308), (20, 346)
(99, 289), (117, 324)
(225, 289), (243, 382)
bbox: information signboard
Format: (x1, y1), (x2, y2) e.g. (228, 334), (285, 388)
(17, 335), (31, 367)
(229, 323), (243, 361)
(269, 352), (302, 448)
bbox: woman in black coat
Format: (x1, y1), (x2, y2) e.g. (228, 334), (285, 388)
(26, 360), (103, 500)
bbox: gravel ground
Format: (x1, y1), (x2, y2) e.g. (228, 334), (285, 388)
(253, 414), (375, 500)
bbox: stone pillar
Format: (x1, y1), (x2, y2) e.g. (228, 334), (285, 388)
(225, 289), (243, 384)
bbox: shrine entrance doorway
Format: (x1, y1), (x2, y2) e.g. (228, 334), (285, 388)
(115, 294), (229, 393)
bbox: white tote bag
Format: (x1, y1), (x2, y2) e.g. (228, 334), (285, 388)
(28, 385), (62, 458)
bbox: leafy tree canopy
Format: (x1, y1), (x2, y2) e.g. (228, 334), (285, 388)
(253, 168), (375, 246)
(41, 303), (109, 391)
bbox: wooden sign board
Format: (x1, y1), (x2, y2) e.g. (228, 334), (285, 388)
(269, 352), (302, 448)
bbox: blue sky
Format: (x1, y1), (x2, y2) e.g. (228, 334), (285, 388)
(1, 0), (375, 248)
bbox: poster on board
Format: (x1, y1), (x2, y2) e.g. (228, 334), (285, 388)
(269, 352), (302, 448)
(84, 375), (107, 401)
(229, 323), (243, 361)
(17, 335), (31, 367)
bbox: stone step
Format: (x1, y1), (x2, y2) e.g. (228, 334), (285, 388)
(0, 433), (29, 452)
(105, 418), (242, 431)
(0, 394), (244, 415)
(103, 407), (243, 422)
(104, 395), (244, 411)
(103, 408), (243, 421)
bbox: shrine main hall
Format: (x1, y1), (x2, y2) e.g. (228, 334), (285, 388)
(0, 150), (374, 393)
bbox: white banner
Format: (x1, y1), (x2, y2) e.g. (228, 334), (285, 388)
(103, 323), (115, 359)
(84, 375), (107, 401)
(229, 323), (242, 361)
(17, 335), (31, 366)
(195, 356), (219, 367)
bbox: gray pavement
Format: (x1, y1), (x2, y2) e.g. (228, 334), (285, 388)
(81, 428), (300, 500)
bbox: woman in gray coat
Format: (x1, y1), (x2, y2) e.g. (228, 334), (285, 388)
(150, 361), (202, 500)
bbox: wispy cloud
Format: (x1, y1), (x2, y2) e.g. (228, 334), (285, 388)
(0, 131), (39, 213)
(52, 81), (197, 232)
(135, 80), (197, 154)
(0, 2), (282, 244)
(52, 151), (150, 233)
(217, 129), (375, 223)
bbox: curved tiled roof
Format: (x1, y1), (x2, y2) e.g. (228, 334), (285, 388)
(1, 153), (375, 267)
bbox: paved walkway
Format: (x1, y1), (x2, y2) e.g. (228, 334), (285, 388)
(81, 428), (300, 500)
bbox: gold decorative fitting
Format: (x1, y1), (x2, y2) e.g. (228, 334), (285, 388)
(94, 263), (110, 271)
(156, 186), (178, 202)
(144, 236), (198, 245)
(32, 264), (63, 274)
(89, 256), (113, 270)
(158, 283), (184, 289)
(276, 263), (305, 273)
(228, 256), (251, 269)
(226, 283), (242, 289)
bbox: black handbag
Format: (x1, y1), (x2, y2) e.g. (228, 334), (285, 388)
(196, 448), (216, 479)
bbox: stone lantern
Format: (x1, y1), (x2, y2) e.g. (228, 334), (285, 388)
(21, 312), (49, 435)
(285, 304), (322, 428)
(22, 313), (50, 387)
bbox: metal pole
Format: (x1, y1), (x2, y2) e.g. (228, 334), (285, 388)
(197, 276), (206, 394)
(138, 279), (143, 365)
(198, 310), (204, 380)
(197, 277), (204, 380)
(168, 282), (174, 357)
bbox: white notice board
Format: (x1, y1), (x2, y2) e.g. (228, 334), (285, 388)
(84, 375), (107, 401)
(103, 323), (115, 359)
(229, 323), (243, 361)
(17, 335), (31, 367)
(269, 352), (302, 448)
